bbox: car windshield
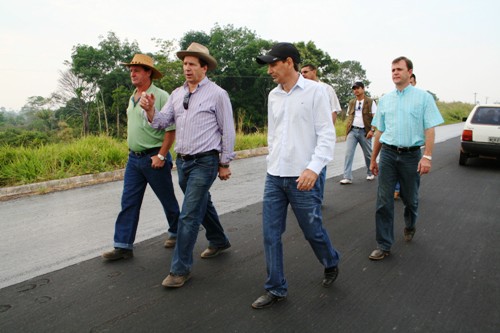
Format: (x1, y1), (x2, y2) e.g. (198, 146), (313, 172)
(471, 107), (500, 125)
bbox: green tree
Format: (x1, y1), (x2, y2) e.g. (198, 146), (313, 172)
(179, 31), (211, 49)
(68, 31), (140, 136)
(35, 109), (57, 131)
(111, 85), (130, 139)
(296, 41), (340, 82)
(152, 37), (185, 93)
(56, 69), (95, 135)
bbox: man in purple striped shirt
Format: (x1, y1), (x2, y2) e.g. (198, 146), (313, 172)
(141, 42), (236, 288)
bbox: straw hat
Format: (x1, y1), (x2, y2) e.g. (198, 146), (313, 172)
(176, 42), (218, 71)
(121, 54), (163, 79)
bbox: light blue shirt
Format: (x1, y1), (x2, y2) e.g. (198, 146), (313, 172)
(267, 75), (335, 177)
(371, 85), (444, 147)
(149, 77), (236, 164)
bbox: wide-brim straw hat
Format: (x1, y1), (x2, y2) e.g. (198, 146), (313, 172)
(176, 42), (217, 71)
(121, 54), (163, 79)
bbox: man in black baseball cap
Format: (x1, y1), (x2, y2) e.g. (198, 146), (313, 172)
(256, 42), (301, 65)
(352, 81), (365, 89)
(252, 42), (340, 309)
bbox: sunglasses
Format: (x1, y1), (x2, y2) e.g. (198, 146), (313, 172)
(183, 92), (192, 110)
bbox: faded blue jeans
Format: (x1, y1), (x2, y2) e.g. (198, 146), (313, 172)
(375, 147), (421, 251)
(114, 151), (179, 250)
(170, 154), (229, 275)
(262, 173), (340, 297)
(343, 128), (373, 180)
(318, 166), (327, 201)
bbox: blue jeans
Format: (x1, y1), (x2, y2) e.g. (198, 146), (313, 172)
(114, 151), (179, 250)
(343, 128), (373, 180)
(170, 154), (229, 275)
(375, 147), (421, 251)
(318, 166), (327, 201)
(262, 174), (340, 297)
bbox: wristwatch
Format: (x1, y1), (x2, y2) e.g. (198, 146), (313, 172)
(423, 155), (432, 161)
(157, 153), (165, 161)
(218, 163), (230, 168)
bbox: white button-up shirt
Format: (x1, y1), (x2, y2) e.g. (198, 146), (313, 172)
(267, 74), (335, 177)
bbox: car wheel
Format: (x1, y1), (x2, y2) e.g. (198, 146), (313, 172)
(459, 152), (468, 166)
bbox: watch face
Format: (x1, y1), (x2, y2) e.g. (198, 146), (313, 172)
(157, 154), (165, 161)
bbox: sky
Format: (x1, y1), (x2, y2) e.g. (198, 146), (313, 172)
(1, 0), (499, 111)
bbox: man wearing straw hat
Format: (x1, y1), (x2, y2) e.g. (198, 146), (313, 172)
(102, 54), (180, 261)
(141, 43), (236, 288)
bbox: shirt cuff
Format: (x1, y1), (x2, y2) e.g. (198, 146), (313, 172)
(220, 152), (236, 164)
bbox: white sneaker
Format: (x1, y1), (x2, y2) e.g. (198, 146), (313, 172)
(340, 179), (352, 185)
(366, 175), (375, 181)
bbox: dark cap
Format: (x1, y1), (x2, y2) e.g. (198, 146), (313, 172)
(256, 42), (301, 65)
(352, 81), (365, 89)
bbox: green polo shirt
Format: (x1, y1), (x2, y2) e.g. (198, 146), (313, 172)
(126, 83), (175, 152)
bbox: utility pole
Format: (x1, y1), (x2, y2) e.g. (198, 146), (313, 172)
(485, 97), (489, 104)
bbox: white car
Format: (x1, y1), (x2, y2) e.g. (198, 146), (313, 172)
(460, 104), (500, 165)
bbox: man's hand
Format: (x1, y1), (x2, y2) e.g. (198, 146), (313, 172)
(139, 92), (156, 113)
(417, 157), (432, 175)
(218, 166), (232, 181)
(151, 155), (165, 169)
(296, 169), (318, 191)
(370, 160), (379, 176)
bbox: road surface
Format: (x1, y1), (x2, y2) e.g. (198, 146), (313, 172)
(1, 123), (498, 332)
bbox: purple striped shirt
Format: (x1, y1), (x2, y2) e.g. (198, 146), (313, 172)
(150, 77), (236, 164)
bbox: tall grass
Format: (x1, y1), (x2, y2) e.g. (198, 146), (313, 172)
(437, 101), (473, 124)
(235, 132), (267, 151)
(0, 136), (128, 187)
(0, 102), (474, 187)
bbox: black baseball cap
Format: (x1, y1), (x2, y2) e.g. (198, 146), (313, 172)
(352, 81), (365, 89)
(256, 42), (301, 65)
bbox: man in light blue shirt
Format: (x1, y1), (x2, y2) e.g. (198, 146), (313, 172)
(369, 57), (443, 260)
(251, 43), (341, 309)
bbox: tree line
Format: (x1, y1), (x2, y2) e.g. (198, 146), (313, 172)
(0, 24), (371, 147)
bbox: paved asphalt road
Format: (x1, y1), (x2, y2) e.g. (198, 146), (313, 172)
(0, 124), (499, 332)
(0, 124), (464, 290)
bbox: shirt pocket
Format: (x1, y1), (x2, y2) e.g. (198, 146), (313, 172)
(409, 102), (424, 122)
(197, 102), (217, 115)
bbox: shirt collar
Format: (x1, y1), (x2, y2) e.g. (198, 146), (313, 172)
(396, 84), (413, 95)
(277, 73), (304, 94)
(183, 76), (209, 92)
